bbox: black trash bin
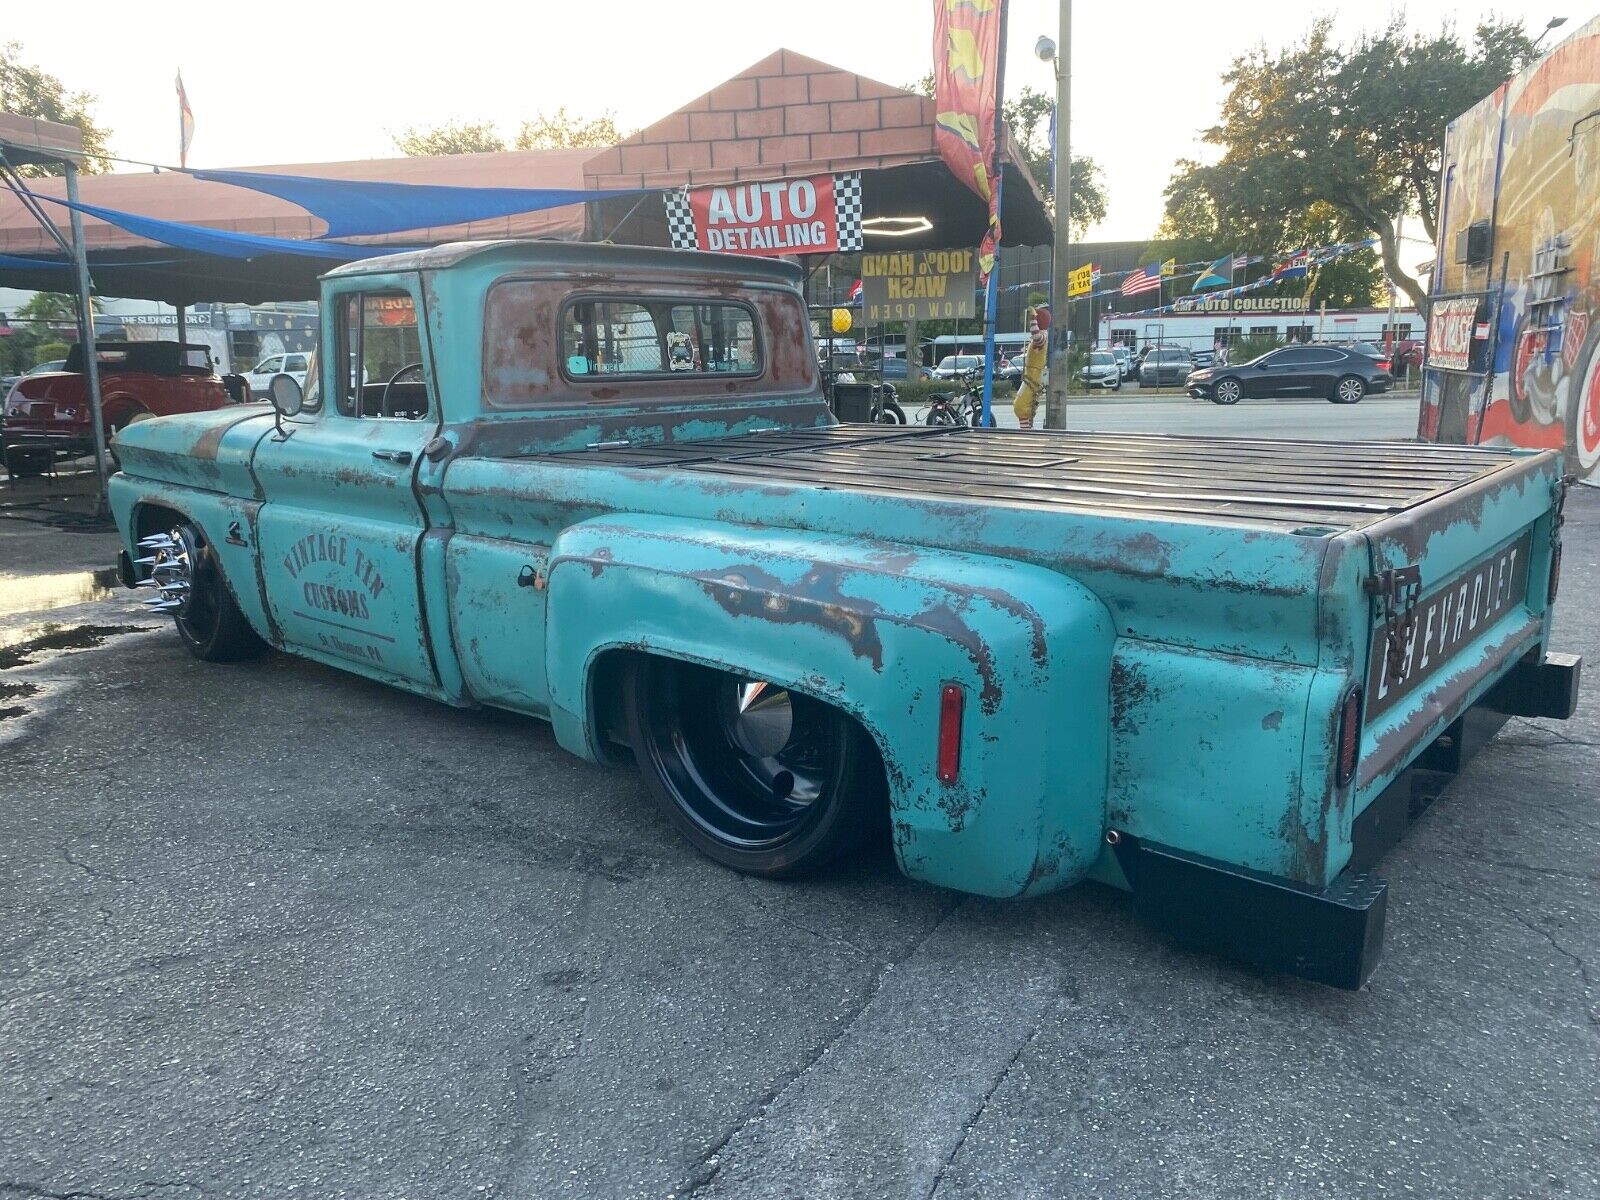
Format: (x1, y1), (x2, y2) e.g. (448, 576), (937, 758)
(832, 382), (874, 423)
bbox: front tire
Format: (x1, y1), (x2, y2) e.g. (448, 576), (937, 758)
(1211, 377), (1243, 405)
(1332, 375), (1367, 404)
(147, 522), (268, 662)
(875, 398), (907, 424)
(622, 656), (880, 877)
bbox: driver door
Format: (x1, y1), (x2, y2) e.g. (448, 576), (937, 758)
(252, 276), (442, 691)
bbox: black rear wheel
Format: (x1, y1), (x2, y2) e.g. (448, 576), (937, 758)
(1332, 374), (1367, 404)
(623, 656), (879, 877)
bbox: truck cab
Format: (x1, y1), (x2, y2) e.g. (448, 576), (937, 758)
(106, 241), (1581, 988)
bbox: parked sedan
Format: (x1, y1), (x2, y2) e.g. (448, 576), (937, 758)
(1139, 347), (1194, 387)
(1110, 346), (1134, 379)
(1080, 350), (1122, 391)
(930, 354), (982, 380)
(1187, 344), (1394, 405)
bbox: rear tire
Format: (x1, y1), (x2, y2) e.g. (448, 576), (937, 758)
(622, 656), (880, 878)
(1332, 375), (1366, 404)
(3, 448), (50, 478)
(155, 522), (269, 663)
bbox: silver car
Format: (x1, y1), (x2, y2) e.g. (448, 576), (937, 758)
(1081, 350), (1122, 391)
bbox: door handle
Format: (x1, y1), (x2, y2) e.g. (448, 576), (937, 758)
(372, 450), (413, 465)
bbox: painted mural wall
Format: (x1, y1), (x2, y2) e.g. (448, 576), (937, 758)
(1420, 15), (1600, 481)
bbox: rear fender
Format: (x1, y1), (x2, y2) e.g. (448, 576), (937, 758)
(543, 514), (1116, 898)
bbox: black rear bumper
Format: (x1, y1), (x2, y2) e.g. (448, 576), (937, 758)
(1113, 648), (1581, 989)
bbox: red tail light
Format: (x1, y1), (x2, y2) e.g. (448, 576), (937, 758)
(1336, 686), (1363, 787)
(936, 684), (964, 783)
(1548, 542), (1563, 604)
(1376, 359), (1392, 372)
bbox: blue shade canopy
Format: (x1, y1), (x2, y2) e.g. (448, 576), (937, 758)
(0, 253), (69, 270)
(191, 169), (651, 239)
(35, 194), (410, 261)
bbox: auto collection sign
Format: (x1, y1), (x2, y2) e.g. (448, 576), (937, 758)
(1171, 296), (1311, 314)
(859, 249), (977, 322)
(664, 173), (863, 257)
(1426, 297), (1481, 372)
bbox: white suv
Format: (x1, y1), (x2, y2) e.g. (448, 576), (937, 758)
(245, 352), (310, 400)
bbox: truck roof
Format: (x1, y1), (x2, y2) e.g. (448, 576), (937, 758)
(321, 239), (805, 285)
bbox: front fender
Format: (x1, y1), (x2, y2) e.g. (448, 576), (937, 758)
(543, 515), (1115, 898)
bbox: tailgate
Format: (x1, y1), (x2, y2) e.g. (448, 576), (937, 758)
(1354, 447), (1563, 791)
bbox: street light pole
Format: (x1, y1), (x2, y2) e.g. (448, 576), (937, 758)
(1044, 0), (1071, 429)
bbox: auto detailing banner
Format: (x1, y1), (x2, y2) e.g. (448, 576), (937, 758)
(934, 0), (1004, 283)
(860, 249), (978, 321)
(663, 173), (863, 256)
(1426, 297), (1481, 372)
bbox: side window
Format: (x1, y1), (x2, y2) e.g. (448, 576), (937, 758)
(256, 355), (283, 374)
(560, 296), (762, 380)
(334, 290), (429, 419)
(284, 354), (307, 373)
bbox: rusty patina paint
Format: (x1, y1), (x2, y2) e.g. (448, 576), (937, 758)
(103, 239), (1579, 911)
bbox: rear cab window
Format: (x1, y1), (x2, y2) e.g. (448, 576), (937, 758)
(560, 298), (760, 379)
(482, 278), (816, 409)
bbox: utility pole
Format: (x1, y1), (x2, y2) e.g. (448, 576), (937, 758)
(1044, 0), (1071, 428)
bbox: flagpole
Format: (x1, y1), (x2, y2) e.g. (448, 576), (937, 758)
(979, 0), (1010, 430)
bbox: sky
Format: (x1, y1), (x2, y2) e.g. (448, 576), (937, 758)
(2, 0), (1576, 244)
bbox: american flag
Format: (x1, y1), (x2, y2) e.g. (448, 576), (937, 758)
(1232, 253), (1250, 270)
(1121, 264), (1161, 296)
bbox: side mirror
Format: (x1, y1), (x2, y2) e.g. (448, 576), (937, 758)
(268, 372), (304, 416)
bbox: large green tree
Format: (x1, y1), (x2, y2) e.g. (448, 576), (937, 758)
(514, 108), (627, 150)
(1161, 17), (1535, 308)
(394, 110), (627, 157)
(391, 119), (507, 157)
(0, 41), (111, 175)
(909, 75), (1107, 236)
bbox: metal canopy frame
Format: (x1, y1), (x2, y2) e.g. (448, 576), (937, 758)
(0, 114), (110, 505)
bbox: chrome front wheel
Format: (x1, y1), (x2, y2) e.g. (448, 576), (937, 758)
(136, 522), (266, 662)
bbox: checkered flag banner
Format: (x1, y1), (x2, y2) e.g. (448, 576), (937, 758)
(833, 172), (863, 251)
(663, 188), (696, 251)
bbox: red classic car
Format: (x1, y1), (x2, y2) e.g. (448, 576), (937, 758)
(3, 341), (236, 477)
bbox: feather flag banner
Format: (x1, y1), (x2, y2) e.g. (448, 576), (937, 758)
(934, 0), (1004, 283)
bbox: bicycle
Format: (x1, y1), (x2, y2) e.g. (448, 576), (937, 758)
(919, 369), (997, 428)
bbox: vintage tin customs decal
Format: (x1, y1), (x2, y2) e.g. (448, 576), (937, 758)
(278, 530), (391, 663)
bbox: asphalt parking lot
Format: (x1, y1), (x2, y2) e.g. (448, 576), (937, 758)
(1, 410), (1596, 1199)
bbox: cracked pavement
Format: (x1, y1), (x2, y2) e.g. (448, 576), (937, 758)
(0, 466), (1596, 1199)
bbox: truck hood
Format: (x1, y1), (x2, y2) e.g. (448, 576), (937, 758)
(112, 404), (273, 496)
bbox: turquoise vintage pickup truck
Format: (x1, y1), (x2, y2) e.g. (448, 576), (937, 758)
(108, 241), (1580, 988)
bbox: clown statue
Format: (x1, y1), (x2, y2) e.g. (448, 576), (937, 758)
(1012, 306), (1051, 429)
